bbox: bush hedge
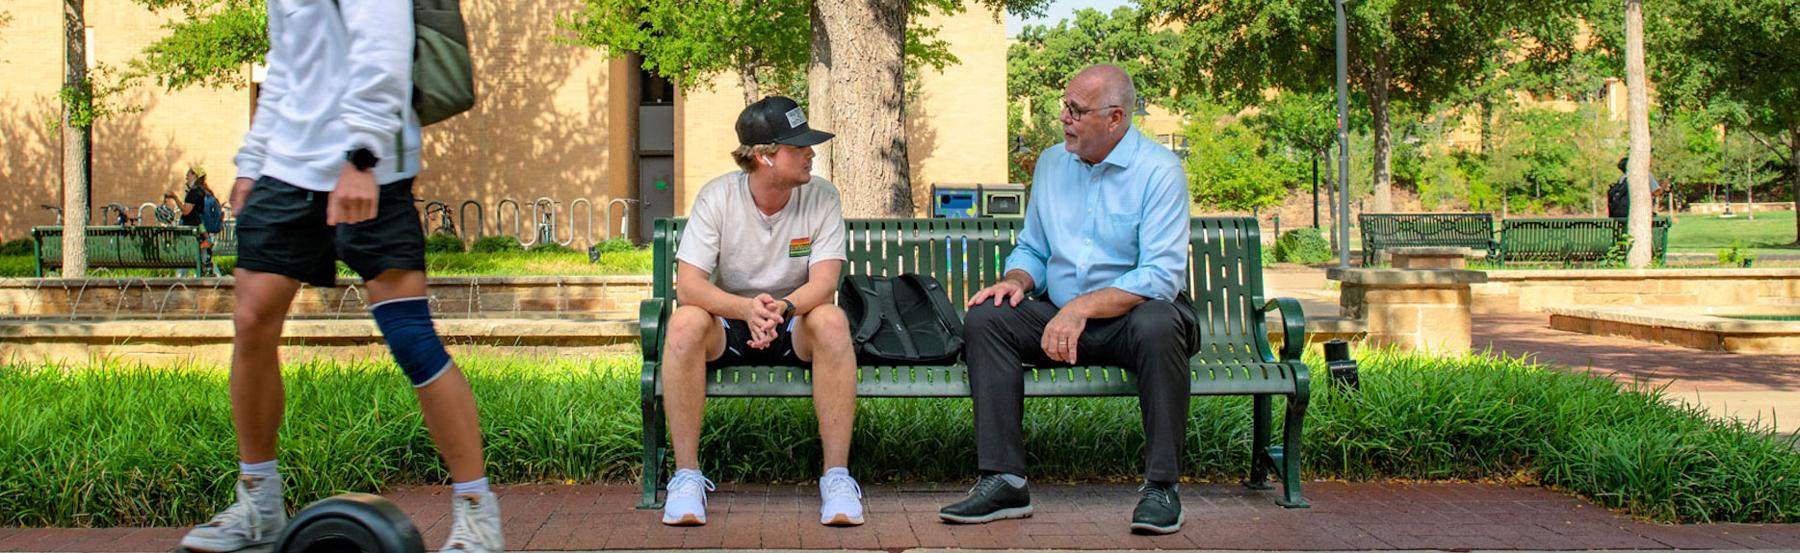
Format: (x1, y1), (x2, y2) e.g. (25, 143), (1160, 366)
(1, 351), (1793, 527)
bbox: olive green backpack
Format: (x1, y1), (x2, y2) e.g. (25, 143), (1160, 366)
(332, 0), (476, 127)
(411, 0), (476, 126)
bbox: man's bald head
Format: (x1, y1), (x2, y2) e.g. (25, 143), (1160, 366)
(1061, 64), (1138, 164)
(1071, 64), (1137, 117)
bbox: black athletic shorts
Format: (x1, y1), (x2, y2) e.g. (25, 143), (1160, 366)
(233, 176), (426, 287)
(707, 317), (805, 369)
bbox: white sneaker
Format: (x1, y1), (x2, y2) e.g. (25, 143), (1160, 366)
(179, 476), (287, 552)
(440, 492), (504, 552)
(660, 469), (714, 526)
(819, 472), (865, 526)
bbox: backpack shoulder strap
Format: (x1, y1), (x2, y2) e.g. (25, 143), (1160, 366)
(845, 275), (883, 345)
(874, 277), (921, 359)
(900, 273), (964, 338)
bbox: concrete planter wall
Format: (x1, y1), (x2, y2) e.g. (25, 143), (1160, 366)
(0, 276), (653, 319)
(1473, 269), (1800, 314)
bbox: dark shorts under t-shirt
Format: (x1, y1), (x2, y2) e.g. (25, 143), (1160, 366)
(232, 175), (425, 287)
(707, 317), (805, 369)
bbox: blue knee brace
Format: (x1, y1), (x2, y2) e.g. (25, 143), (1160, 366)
(371, 297), (453, 388)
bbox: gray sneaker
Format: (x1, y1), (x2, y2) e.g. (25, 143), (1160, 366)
(179, 476), (287, 552)
(440, 492), (504, 552)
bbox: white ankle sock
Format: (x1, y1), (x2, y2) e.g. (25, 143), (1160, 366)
(239, 460), (279, 479)
(452, 477), (490, 496)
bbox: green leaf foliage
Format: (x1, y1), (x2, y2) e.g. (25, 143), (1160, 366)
(130, 0), (267, 90)
(1183, 105), (1291, 212)
(424, 232), (465, 254)
(470, 235), (524, 254)
(1273, 228), (1331, 264)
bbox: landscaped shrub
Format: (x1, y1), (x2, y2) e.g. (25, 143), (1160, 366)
(425, 232), (465, 254)
(2, 351), (1794, 527)
(0, 238), (34, 256)
(591, 238), (636, 254)
(469, 235), (523, 253)
(1274, 229), (1332, 264)
(528, 242), (576, 254)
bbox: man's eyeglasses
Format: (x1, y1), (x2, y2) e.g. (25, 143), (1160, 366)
(1062, 99), (1122, 121)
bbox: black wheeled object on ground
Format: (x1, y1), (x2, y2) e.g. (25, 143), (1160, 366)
(173, 493), (424, 553)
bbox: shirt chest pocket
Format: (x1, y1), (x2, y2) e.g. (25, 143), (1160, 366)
(1097, 213), (1139, 250)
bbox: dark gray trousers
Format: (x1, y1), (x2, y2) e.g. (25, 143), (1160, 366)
(964, 297), (1200, 482)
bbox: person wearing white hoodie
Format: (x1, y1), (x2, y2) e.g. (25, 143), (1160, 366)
(177, 1), (504, 552)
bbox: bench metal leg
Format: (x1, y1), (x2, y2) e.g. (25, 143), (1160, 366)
(1245, 395), (1274, 490)
(637, 364), (667, 510)
(1274, 394), (1310, 508)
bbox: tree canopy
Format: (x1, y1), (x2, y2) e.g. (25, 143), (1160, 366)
(1141, 0), (1588, 212)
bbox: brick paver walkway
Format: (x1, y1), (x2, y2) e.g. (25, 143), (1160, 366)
(5, 482), (1798, 551)
(1474, 313), (1800, 392)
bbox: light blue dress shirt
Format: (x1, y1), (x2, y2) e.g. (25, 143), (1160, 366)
(1007, 129), (1192, 307)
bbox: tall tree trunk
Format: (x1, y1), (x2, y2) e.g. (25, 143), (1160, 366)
(1624, 0), (1653, 267)
(62, 0), (88, 277)
(807, 0), (833, 181)
(737, 62), (762, 106)
(1790, 130), (1799, 244)
(1368, 56), (1394, 213)
(817, 0), (910, 217)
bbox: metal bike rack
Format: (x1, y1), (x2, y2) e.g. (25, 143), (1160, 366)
(605, 198), (639, 242)
(496, 197), (524, 246)
(526, 197), (558, 248)
(459, 200), (485, 240)
(566, 197), (595, 248)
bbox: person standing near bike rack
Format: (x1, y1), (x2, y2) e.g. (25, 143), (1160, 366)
(178, 1), (504, 552)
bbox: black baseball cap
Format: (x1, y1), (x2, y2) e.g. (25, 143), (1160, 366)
(736, 96), (834, 147)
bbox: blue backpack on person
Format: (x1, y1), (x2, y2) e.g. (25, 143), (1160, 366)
(199, 191), (225, 233)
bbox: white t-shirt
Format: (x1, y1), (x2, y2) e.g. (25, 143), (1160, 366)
(676, 172), (848, 298)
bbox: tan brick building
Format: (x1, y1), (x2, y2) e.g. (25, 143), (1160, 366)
(0, 1), (1008, 246)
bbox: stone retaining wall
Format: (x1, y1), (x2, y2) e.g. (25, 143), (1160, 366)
(1473, 269), (1800, 314)
(0, 276), (653, 319)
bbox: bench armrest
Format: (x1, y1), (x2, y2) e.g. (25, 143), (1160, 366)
(639, 298), (671, 363)
(1259, 298), (1306, 362)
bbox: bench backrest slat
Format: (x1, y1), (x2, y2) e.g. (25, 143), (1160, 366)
(653, 216), (1271, 363)
(1499, 217), (1670, 262)
(32, 226), (204, 268)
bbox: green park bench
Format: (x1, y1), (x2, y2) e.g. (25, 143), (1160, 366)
(637, 217), (1312, 510)
(1496, 217), (1670, 265)
(1358, 213), (1499, 266)
(32, 225), (206, 277)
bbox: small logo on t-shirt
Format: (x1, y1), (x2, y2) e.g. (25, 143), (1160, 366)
(789, 237), (812, 257)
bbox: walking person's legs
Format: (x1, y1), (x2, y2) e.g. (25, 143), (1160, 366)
(178, 270), (302, 552)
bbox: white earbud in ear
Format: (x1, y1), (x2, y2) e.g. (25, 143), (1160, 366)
(762, 156), (773, 166)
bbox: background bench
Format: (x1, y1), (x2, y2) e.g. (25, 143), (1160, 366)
(638, 217), (1311, 510)
(32, 225), (205, 277)
(1358, 213), (1498, 266)
(1496, 217), (1670, 265)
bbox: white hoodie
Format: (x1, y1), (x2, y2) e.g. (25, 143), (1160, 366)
(234, 0), (422, 191)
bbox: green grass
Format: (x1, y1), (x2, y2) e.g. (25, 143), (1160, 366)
(0, 249), (654, 279)
(1668, 211), (1798, 256)
(1, 350), (1795, 527)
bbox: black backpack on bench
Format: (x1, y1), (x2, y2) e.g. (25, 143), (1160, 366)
(840, 274), (965, 365)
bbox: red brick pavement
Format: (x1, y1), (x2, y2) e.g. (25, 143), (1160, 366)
(1474, 313), (1800, 392)
(5, 482), (1798, 551)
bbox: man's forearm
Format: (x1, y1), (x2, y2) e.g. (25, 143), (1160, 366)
(676, 280), (751, 320)
(1064, 287), (1147, 319)
(783, 279), (836, 315)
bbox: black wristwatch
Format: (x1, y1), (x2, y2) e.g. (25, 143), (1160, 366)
(780, 298), (797, 318)
(346, 148), (378, 172)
